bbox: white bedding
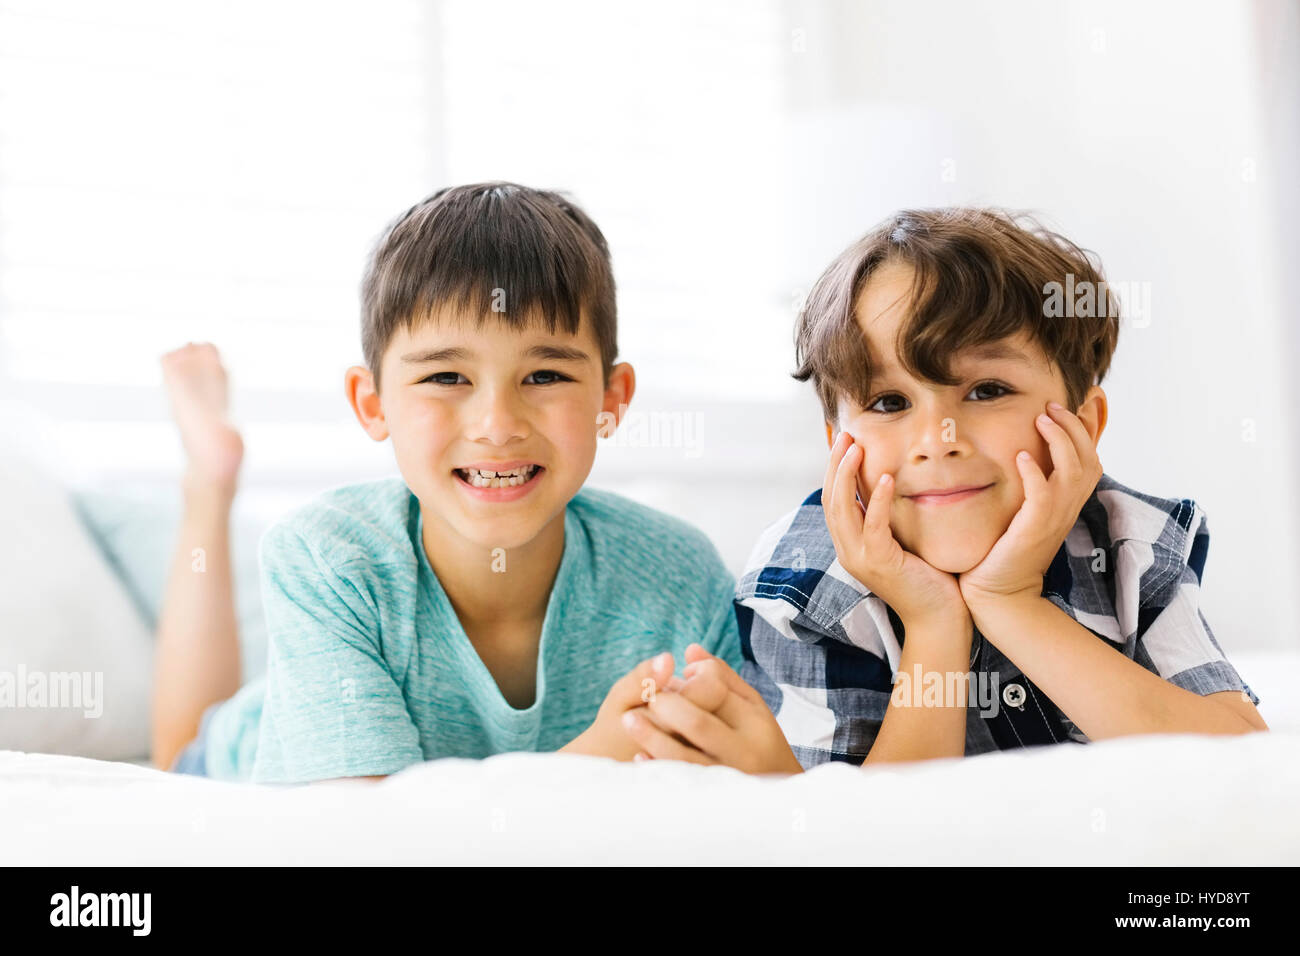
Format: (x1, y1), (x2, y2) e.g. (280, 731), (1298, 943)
(3, 619), (1294, 867)
(3, 729), (1298, 865)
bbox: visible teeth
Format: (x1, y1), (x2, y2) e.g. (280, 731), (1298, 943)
(458, 465), (538, 488)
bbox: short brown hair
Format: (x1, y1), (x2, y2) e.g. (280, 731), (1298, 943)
(361, 182), (617, 392)
(793, 208), (1120, 424)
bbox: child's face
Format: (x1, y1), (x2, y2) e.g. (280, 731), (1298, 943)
(834, 261), (1098, 574)
(369, 309), (633, 554)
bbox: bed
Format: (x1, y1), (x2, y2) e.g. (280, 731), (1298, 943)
(4, 720), (1298, 865)
(2, 458), (1296, 865)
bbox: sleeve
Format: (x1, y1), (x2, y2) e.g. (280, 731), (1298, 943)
(699, 569), (745, 673)
(250, 524), (424, 784)
(1126, 505), (1260, 706)
(734, 596), (886, 769)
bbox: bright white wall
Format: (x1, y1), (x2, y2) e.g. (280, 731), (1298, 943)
(775, 0), (1299, 651)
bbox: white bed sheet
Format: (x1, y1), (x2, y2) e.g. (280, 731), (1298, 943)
(4, 649), (1294, 866)
(3, 729), (1298, 866)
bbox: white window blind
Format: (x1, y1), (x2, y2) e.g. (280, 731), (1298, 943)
(0, 0), (803, 486)
(0, 0), (442, 483)
(439, 0), (796, 405)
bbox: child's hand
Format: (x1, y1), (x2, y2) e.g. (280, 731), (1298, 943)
(958, 401), (1103, 606)
(824, 431), (968, 630)
(621, 644), (804, 775)
(562, 652), (677, 760)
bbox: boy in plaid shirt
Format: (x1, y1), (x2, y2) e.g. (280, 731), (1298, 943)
(619, 208), (1267, 771)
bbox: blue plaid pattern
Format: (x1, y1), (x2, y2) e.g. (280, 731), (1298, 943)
(735, 472), (1260, 768)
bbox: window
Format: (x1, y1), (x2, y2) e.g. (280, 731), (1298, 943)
(0, 0), (798, 490)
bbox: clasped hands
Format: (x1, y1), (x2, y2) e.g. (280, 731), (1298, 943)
(608, 645), (804, 774)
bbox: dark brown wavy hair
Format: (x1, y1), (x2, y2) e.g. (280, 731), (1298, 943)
(793, 208), (1120, 424)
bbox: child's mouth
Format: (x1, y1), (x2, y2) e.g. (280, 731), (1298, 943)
(906, 483), (993, 506)
(453, 464), (543, 490)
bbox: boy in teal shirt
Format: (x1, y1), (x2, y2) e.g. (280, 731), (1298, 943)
(153, 183), (741, 784)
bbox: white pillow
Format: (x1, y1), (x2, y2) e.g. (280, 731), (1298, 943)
(0, 455), (153, 760)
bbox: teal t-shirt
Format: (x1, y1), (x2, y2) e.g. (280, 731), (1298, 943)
(202, 478), (742, 784)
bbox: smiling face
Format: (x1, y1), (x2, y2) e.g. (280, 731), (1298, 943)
(349, 307), (634, 556)
(834, 260), (1103, 574)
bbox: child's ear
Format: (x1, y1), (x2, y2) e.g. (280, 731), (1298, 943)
(600, 361), (636, 428)
(345, 365), (390, 441)
(825, 421), (834, 448)
(1075, 385), (1108, 447)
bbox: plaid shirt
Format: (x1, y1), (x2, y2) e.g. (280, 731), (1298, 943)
(735, 472), (1260, 768)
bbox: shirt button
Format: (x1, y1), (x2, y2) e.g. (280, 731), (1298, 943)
(1003, 682), (1026, 710)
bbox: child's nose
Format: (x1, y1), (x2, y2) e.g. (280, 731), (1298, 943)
(468, 388), (530, 444)
(908, 409), (971, 461)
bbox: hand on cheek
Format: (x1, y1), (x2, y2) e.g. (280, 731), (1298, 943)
(822, 431), (967, 628)
(846, 434), (888, 504)
(960, 401), (1103, 604)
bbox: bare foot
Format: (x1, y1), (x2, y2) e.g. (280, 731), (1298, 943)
(161, 342), (245, 494)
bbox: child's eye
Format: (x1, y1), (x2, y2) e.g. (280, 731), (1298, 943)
(524, 369), (573, 386)
(967, 381), (1014, 401)
(866, 392), (909, 414)
(421, 372), (468, 386)
(866, 382), (1013, 413)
